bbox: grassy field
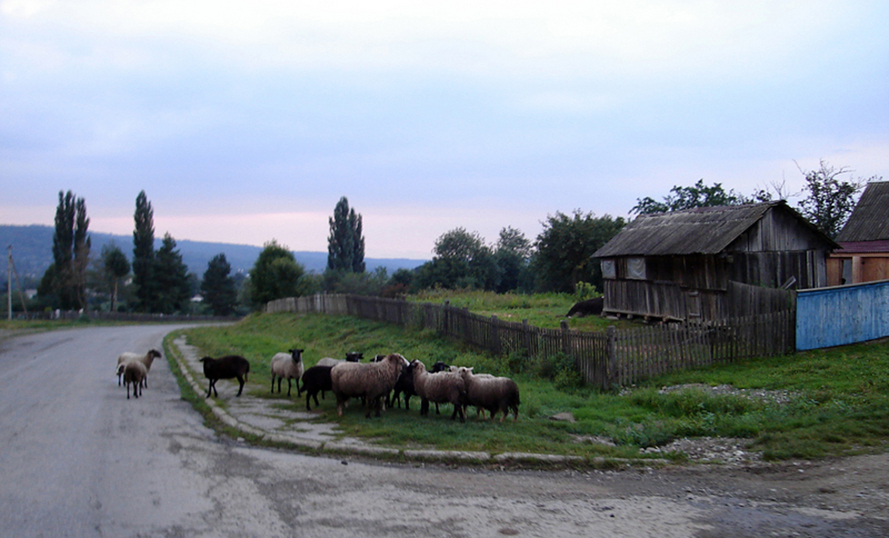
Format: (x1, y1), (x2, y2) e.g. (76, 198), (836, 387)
(178, 292), (889, 461)
(407, 289), (637, 331)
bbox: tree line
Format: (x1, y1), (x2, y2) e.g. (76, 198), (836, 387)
(18, 159), (877, 317)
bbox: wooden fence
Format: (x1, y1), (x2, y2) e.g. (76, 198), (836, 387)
(266, 294), (795, 389)
(796, 279), (889, 350)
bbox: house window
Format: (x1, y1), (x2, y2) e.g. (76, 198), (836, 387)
(627, 257), (646, 280)
(601, 259), (616, 279)
(842, 259), (852, 285)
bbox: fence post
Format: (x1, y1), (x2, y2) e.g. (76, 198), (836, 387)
(560, 320), (570, 355)
(606, 326), (617, 389)
(522, 319), (532, 357)
(492, 315), (501, 356)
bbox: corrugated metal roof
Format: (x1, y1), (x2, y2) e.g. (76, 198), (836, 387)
(593, 201), (825, 258)
(836, 181), (889, 243)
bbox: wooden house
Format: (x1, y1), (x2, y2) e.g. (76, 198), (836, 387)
(592, 201), (838, 321)
(827, 181), (889, 286)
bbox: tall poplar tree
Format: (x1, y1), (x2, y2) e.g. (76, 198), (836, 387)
(327, 196), (365, 273)
(132, 190), (156, 312)
(44, 190), (91, 309)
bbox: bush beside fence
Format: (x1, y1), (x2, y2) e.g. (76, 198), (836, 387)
(266, 294), (795, 389)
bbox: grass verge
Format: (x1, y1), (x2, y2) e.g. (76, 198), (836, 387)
(178, 310), (889, 461)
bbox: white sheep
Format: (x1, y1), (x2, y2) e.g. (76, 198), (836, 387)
(457, 367), (520, 422)
(270, 348), (305, 397)
(411, 360), (467, 422)
(316, 351), (363, 368)
(116, 349), (162, 388)
(123, 360), (148, 399)
(330, 353), (407, 418)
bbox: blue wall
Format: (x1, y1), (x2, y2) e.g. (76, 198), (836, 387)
(796, 279), (889, 350)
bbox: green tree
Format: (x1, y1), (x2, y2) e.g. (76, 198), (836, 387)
(415, 228), (498, 290)
(132, 190), (156, 312)
(533, 210), (626, 293)
(201, 253), (238, 316)
(631, 179), (751, 215)
(42, 190), (91, 310)
(250, 240), (308, 306)
(101, 243), (130, 312)
(494, 226), (531, 293)
(153, 233), (192, 314)
(327, 196), (365, 273)
(795, 160), (873, 240)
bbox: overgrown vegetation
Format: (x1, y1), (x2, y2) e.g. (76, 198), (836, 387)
(179, 295), (889, 461)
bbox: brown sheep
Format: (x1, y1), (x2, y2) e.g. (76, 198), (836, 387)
(331, 353), (407, 418)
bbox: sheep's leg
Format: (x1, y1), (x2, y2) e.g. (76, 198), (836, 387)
(126, 382), (131, 399)
(270, 375), (275, 393)
(206, 380), (215, 398)
(306, 391), (317, 411)
(236, 375), (245, 397)
(285, 379), (291, 397)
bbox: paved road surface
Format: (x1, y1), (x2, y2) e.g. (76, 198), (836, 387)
(0, 325), (886, 537)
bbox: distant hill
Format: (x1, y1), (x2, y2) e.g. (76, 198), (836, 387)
(1, 224), (426, 280)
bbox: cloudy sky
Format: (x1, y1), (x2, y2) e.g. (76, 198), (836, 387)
(2, 1), (887, 260)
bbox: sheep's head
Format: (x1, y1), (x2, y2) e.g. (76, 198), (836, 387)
(288, 348), (304, 360)
(199, 357), (214, 364)
(431, 361), (450, 373)
(389, 353), (410, 368)
(409, 359), (425, 373)
(149, 349), (163, 359)
(345, 352), (363, 362)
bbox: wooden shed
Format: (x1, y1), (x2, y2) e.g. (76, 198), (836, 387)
(827, 181), (889, 286)
(592, 201), (838, 321)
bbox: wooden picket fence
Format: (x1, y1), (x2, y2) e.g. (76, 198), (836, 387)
(266, 294), (795, 389)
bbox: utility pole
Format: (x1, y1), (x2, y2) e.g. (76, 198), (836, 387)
(7, 245), (27, 320)
(7, 245), (12, 320)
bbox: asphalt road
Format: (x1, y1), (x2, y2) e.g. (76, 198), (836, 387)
(0, 325), (886, 537)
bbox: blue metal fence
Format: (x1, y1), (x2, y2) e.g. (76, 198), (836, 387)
(796, 279), (889, 350)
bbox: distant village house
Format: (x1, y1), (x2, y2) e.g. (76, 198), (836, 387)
(827, 181), (889, 286)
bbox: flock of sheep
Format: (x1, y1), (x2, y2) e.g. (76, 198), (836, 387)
(115, 345), (520, 423)
(286, 349), (521, 423)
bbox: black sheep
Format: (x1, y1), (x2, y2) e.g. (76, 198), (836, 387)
(199, 355), (251, 398)
(566, 297), (604, 318)
(388, 360), (416, 410)
(300, 365), (333, 411)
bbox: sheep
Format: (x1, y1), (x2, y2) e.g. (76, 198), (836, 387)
(199, 355), (251, 398)
(299, 365), (333, 411)
(411, 360), (466, 422)
(116, 349), (162, 388)
(315, 351), (363, 368)
(566, 297), (604, 318)
(270, 348), (305, 397)
(388, 360), (416, 410)
(457, 367), (520, 423)
(123, 360), (148, 399)
(330, 353), (407, 418)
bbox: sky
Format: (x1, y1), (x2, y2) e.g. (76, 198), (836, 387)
(2, 1), (888, 260)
